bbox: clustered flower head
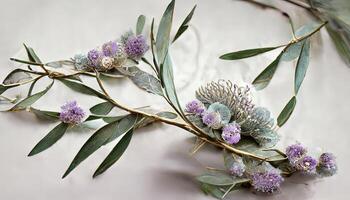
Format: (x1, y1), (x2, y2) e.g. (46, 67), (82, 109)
(229, 157), (245, 177)
(222, 122), (241, 144)
(317, 152), (337, 176)
(285, 143), (337, 176)
(59, 101), (85, 124)
(73, 31), (148, 71)
(202, 111), (222, 129)
(251, 170), (284, 193)
(124, 35), (149, 60)
(185, 100), (205, 116)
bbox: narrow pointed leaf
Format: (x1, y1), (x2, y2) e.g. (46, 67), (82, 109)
(30, 107), (60, 121)
(2, 69), (32, 85)
(59, 78), (105, 99)
(294, 39), (311, 94)
(220, 47), (278, 60)
(252, 52), (283, 90)
(156, 111), (177, 119)
(62, 121), (119, 178)
(277, 96), (297, 127)
(136, 15), (146, 35)
(90, 102), (114, 115)
(93, 129), (134, 177)
(62, 114), (138, 178)
(282, 42), (303, 61)
(23, 43), (42, 63)
(173, 5), (197, 42)
(156, 0), (175, 64)
(28, 123), (69, 156)
(127, 66), (163, 96)
(103, 114), (139, 145)
(9, 81), (54, 111)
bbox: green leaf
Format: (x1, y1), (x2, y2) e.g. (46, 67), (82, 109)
(9, 81), (54, 111)
(156, 111), (177, 119)
(136, 15), (146, 35)
(160, 54), (183, 115)
(156, 0), (175, 64)
(196, 171), (236, 186)
(127, 66), (163, 96)
(59, 78), (105, 99)
(277, 96), (297, 127)
(207, 102), (231, 124)
(45, 60), (75, 68)
(30, 107), (60, 121)
(27, 76), (42, 97)
(28, 122), (69, 156)
(252, 52), (282, 90)
(173, 5), (197, 42)
(103, 114), (139, 145)
(23, 43), (42, 63)
(2, 69), (32, 85)
(93, 129), (134, 177)
(0, 84), (16, 95)
(62, 121), (119, 178)
(326, 16), (350, 67)
(220, 47), (278, 60)
(282, 42), (303, 61)
(62, 114), (138, 178)
(199, 183), (225, 199)
(90, 102), (114, 115)
(294, 39), (311, 94)
(295, 22), (322, 38)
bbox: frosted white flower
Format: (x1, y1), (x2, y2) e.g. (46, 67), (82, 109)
(101, 56), (114, 69)
(113, 43), (127, 68)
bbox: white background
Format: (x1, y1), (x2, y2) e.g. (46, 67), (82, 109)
(0, 0), (349, 199)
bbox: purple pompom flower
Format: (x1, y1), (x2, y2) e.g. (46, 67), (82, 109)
(251, 171), (284, 193)
(296, 155), (318, 173)
(222, 122), (241, 144)
(286, 143), (307, 165)
(125, 35), (149, 60)
(229, 159), (245, 177)
(59, 101), (85, 124)
(317, 153), (337, 176)
(88, 49), (102, 67)
(202, 111), (222, 129)
(185, 100), (205, 115)
(102, 41), (118, 57)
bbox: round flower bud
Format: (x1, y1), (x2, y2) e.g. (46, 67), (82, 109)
(101, 56), (114, 69)
(251, 171), (284, 193)
(229, 158), (245, 177)
(185, 100), (205, 116)
(317, 152), (337, 177)
(286, 143), (307, 165)
(59, 101), (85, 124)
(102, 41), (118, 57)
(295, 155), (318, 174)
(73, 54), (88, 70)
(87, 49), (102, 67)
(202, 111), (222, 129)
(125, 35), (149, 60)
(222, 122), (241, 144)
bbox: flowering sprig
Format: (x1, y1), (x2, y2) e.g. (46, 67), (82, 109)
(1, 1), (338, 199)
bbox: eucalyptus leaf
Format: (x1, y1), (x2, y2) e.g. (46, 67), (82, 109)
(127, 66), (163, 96)
(2, 69), (32, 85)
(136, 15), (146, 35)
(23, 43), (42, 63)
(277, 96), (297, 127)
(0, 84), (16, 95)
(9, 81), (54, 111)
(28, 122), (69, 156)
(156, 111), (177, 119)
(93, 129), (134, 177)
(294, 39), (311, 94)
(207, 102), (231, 124)
(45, 60), (75, 68)
(30, 107), (60, 121)
(27, 76), (42, 97)
(220, 47), (278, 60)
(173, 5), (197, 42)
(103, 114), (139, 145)
(200, 183), (225, 199)
(281, 42), (303, 61)
(196, 171), (237, 186)
(295, 22), (322, 38)
(252, 52), (282, 90)
(156, 0), (175, 64)
(59, 78), (105, 99)
(62, 118), (130, 178)
(90, 102), (114, 115)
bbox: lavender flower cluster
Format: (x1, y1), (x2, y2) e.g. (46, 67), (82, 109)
(185, 99), (242, 144)
(59, 101), (85, 124)
(73, 31), (149, 71)
(285, 143), (337, 176)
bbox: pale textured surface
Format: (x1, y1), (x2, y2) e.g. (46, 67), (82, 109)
(0, 0), (349, 199)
